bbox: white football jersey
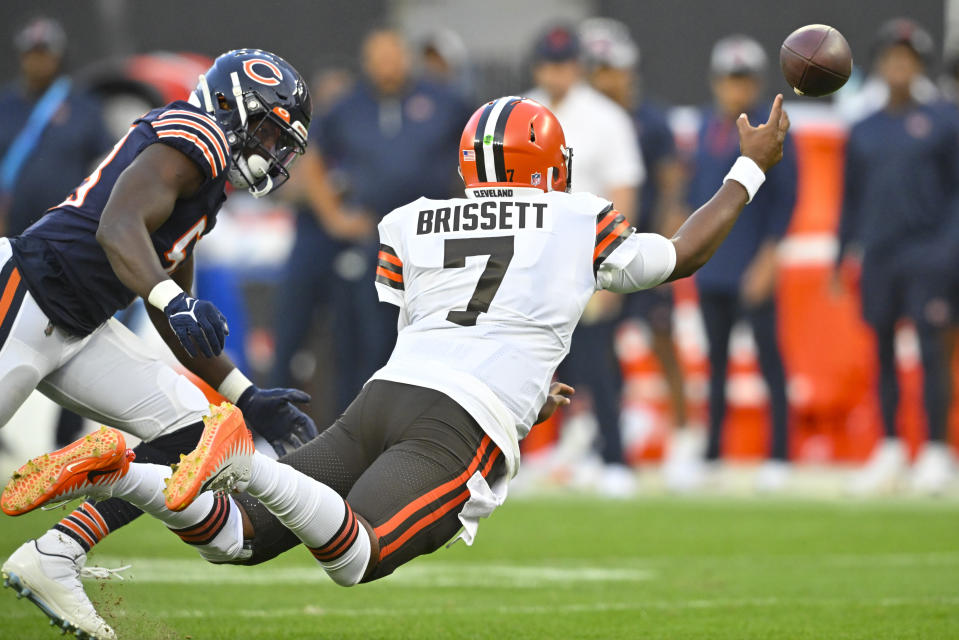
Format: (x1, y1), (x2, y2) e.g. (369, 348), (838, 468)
(371, 187), (675, 475)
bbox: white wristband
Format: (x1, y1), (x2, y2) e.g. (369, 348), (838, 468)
(147, 280), (185, 311)
(723, 156), (766, 204)
(218, 368), (254, 403)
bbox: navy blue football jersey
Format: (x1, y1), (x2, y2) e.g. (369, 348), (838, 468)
(10, 101), (231, 336)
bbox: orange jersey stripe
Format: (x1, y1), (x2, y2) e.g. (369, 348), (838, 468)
(379, 447), (501, 560)
(592, 220), (631, 263)
(156, 131), (218, 176)
(0, 268), (22, 328)
(378, 251), (402, 267)
(153, 118), (227, 168)
(596, 212), (619, 234)
(158, 109), (230, 151)
(375, 266), (403, 283)
(374, 436), (493, 539)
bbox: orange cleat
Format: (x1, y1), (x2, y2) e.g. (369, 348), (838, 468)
(1, 427), (134, 516)
(164, 402), (254, 512)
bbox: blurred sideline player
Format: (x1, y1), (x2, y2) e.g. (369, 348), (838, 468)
(685, 36), (797, 492)
(525, 24), (645, 495)
(837, 20), (958, 495)
(579, 18), (693, 489)
(0, 50), (318, 639)
(0, 17), (114, 449)
(3, 95), (791, 604)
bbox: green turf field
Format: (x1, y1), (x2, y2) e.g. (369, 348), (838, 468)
(0, 496), (956, 639)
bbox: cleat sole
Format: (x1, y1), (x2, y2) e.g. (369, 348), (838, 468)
(1, 427), (129, 516)
(164, 403), (253, 511)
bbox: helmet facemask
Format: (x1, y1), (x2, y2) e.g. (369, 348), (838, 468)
(225, 88), (307, 198)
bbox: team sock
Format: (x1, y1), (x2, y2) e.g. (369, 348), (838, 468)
(109, 462), (247, 562)
(53, 502), (116, 552)
(246, 452), (371, 585)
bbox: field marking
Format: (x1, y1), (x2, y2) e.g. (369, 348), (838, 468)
(131, 595), (959, 619)
(88, 557), (654, 588)
(6, 595), (954, 621)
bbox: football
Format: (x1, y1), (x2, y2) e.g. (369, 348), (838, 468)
(780, 24), (853, 97)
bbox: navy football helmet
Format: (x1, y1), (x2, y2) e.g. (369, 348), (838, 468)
(190, 49), (311, 197)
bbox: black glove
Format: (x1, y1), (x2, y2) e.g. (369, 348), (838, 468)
(236, 385), (318, 456)
(163, 292), (228, 358)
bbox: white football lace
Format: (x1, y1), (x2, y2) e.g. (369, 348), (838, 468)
(79, 564), (132, 581)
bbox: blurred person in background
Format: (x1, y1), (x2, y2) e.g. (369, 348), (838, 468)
(685, 36), (797, 492)
(267, 62), (357, 409)
(526, 24), (645, 496)
(419, 28), (475, 101)
(292, 26), (470, 412)
(579, 18), (693, 491)
(0, 17), (112, 448)
(837, 19), (958, 495)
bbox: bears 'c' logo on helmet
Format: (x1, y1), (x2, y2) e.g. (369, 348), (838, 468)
(242, 59), (284, 86)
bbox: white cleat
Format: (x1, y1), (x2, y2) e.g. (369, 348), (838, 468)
(755, 460), (790, 493)
(910, 443), (954, 495)
(663, 428), (708, 493)
(847, 438), (907, 496)
(595, 464), (637, 498)
(2, 531), (124, 640)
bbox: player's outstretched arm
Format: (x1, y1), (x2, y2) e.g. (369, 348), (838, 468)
(146, 255), (319, 455)
(666, 95), (790, 282)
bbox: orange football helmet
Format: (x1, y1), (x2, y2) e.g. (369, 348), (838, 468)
(459, 96), (573, 193)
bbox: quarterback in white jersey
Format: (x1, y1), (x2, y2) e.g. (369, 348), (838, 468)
(372, 188), (675, 476)
(3, 95), (789, 598)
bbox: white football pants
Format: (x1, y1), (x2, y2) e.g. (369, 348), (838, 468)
(0, 238), (207, 442)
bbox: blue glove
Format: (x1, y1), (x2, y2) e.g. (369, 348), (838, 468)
(236, 386), (318, 457)
(164, 292), (229, 358)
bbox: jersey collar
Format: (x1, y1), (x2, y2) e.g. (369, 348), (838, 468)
(465, 186), (545, 199)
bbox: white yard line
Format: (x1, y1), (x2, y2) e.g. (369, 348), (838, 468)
(87, 557), (654, 587)
(5, 595), (952, 620)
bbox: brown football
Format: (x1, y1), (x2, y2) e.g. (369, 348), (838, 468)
(780, 24), (852, 97)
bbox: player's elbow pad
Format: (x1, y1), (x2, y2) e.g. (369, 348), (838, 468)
(597, 233), (677, 293)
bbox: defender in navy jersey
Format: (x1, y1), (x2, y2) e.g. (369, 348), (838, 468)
(0, 50), (316, 640)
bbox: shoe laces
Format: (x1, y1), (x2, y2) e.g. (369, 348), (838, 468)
(79, 564), (131, 581)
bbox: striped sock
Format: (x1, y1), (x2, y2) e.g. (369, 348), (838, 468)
(247, 452), (370, 585)
(169, 492), (232, 547)
(307, 502), (360, 563)
(53, 502), (111, 552)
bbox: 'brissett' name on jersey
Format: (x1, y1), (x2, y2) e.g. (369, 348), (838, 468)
(417, 200), (547, 235)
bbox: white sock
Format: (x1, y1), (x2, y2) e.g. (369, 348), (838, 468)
(110, 463), (212, 529)
(247, 452), (371, 585)
(111, 463), (248, 563)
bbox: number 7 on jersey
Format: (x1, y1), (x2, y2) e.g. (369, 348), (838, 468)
(443, 236), (514, 327)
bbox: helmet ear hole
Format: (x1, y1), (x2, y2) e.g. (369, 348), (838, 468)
(216, 93), (231, 111)
(529, 122), (536, 143)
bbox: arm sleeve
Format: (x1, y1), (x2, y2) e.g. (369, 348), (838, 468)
(597, 233), (677, 292)
(761, 132), (798, 241)
(374, 220), (405, 307)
